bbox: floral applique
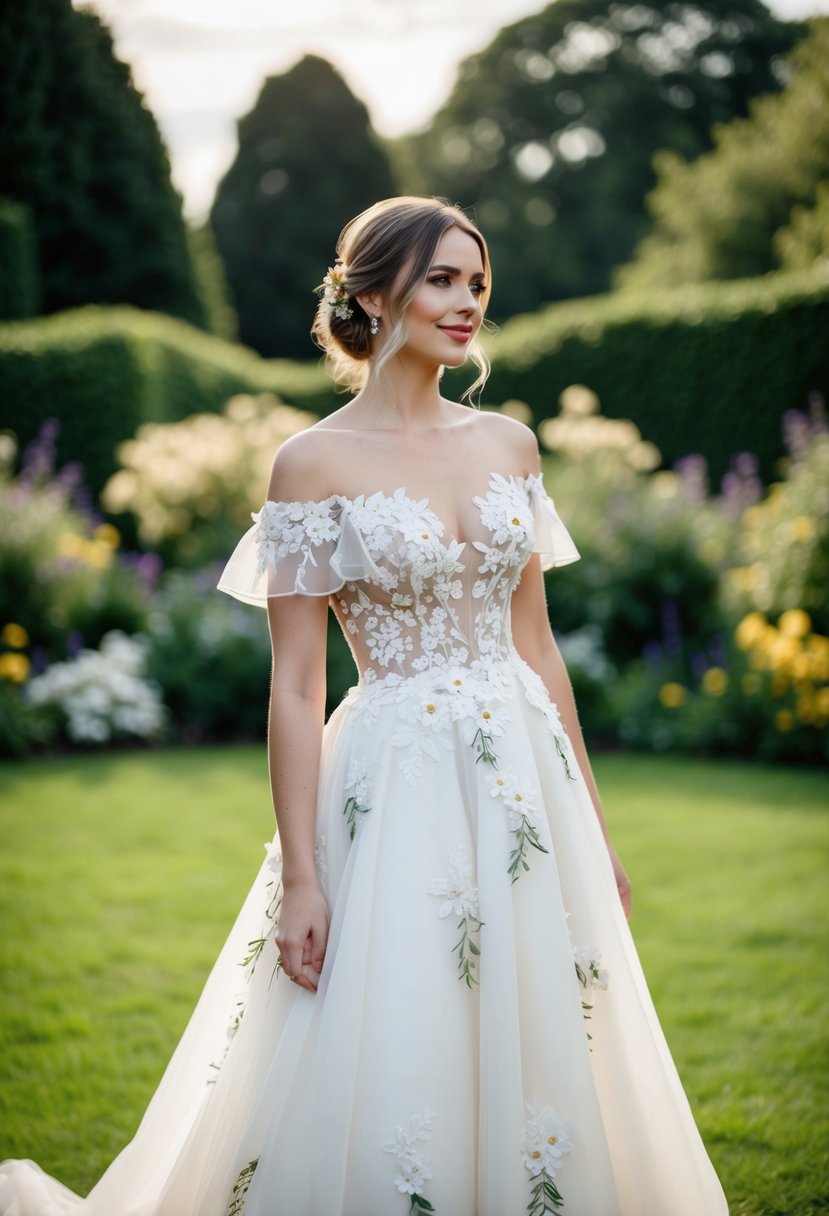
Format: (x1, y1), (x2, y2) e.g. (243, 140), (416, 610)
(522, 1102), (574, 1215)
(384, 1110), (436, 1213)
(487, 769), (549, 882)
(428, 838), (484, 987)
(573, 944), (609, 1043)
(224, 1158), (259, 1216)
(343, 758), (373, 839)
(252, 499), (341, 591)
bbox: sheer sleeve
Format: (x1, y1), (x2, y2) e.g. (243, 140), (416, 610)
(217, 497), (381, 605)
(527, 474), (580, 570)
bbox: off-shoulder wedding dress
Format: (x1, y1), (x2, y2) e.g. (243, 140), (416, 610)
(0, 472), (728, 1215)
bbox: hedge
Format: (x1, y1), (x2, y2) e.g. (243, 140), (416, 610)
(0, 198), (39, 321)
(474, 271), (829, 483)
(0, 306), (335, 494)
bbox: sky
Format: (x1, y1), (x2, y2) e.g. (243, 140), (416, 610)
(75, 0), (829, 219)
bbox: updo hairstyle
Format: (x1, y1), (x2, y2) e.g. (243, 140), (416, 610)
(311, 196), (492, 399)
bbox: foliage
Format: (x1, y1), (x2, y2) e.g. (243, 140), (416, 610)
(397, 0), (801, 320)
(143, 571), (272, 743)
(0, 0), (205, 326)
(25, 631), (165, 746)
(102, 394), (313, 566)
(187, 223), (239, 343)
(775, 180), (829, 276)
(0, 306), (333, 495)
(211, 55), (395, 359)
(619, 18), (829, 289)
(475, 270), (829, 484)
(0, 198), (39, 321)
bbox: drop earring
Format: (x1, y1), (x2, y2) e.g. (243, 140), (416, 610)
(370, 315), (381, 336)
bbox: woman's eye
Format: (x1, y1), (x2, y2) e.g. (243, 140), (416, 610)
(471, 282), (487, 295)
(429, 275), (451, 286)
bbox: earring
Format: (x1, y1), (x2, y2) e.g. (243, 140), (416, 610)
(370, 315), (381, 336)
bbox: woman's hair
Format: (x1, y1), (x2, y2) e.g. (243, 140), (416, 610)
(310, 196), (492, 401)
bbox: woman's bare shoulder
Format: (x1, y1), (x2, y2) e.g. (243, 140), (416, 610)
(466, 408), (540, 473)
(267, 419), (351, 502)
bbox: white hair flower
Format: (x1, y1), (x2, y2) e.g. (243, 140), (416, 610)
(322, 263), (353, 320)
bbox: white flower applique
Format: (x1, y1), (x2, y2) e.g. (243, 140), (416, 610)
(522, 1101), (574, 1215)
(252, 498), (341, 591)
(428, 838), (483, 988)
(572, 944), (609, 1044)
(384, 1110), (436, 1213)
(486, 769), (549, 882)
(343, 758), (373, 839)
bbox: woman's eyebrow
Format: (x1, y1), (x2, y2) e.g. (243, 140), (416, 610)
(429, 263), (486, 279)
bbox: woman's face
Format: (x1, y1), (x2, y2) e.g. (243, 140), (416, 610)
(396, 226), (487, 370)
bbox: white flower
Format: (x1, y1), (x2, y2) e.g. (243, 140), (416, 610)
(486, 768), (539, 825)
(344, 758), (372, 805)
(522, 1102), (574, 1177)
(573, 945), (609, 991)
(263, 840), (282, 874)
(428, 838), (479, 920)
(384, 1110), (435, 1198)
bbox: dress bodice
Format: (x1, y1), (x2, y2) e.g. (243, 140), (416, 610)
(218, 472), (579, 686)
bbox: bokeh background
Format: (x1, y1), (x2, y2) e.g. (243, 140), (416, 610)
(0, 3), (828, 1212)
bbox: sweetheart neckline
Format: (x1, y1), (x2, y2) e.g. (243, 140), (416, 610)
(260, 471), (544, 552)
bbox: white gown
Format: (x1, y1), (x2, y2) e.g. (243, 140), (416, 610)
(0, 472), (729, 1216)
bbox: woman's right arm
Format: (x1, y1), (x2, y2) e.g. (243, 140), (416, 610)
(264, 438), (333, 992)
(267, 590), (330, 992)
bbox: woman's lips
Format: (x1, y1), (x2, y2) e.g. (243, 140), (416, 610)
(438, 325), (473, 344)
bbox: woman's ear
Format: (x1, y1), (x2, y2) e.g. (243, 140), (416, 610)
(355, 289), (383, 318)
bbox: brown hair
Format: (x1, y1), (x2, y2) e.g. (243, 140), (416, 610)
(311, 196), (491, 400)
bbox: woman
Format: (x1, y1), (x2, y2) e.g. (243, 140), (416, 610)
(0, 197), (728, 1214)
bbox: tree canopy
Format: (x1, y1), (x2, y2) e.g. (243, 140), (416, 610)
(618, 18), (829, 288)
(0, 0), (206, 326)
(210, 55), (395, 360)
(396, 0), (802, 320)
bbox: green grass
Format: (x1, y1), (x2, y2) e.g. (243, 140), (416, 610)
(0, 750), (826, 1212)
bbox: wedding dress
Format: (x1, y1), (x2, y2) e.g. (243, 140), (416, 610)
(0, 472), (729, 1215)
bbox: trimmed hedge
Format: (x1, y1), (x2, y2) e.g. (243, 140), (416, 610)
(0, 198), (39, 321)
(476, 271), (829, 483)
(0, 306), (334, 494)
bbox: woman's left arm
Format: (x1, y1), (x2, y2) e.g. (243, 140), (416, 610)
(510, 552), (632, 919)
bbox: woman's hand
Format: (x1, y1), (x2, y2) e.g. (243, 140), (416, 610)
(276, 879), (330, 993)
(607, 845), (632, 920)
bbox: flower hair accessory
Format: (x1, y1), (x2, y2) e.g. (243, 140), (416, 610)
(322, 263), (353, 321)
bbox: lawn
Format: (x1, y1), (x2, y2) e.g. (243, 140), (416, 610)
(0, 749), (826, 1213)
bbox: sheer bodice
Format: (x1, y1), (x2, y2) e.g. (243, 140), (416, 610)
(217, 472), (579, 684)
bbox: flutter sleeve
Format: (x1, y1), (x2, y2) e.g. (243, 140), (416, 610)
(217, 497), (380, 605)
(527, 474), (580, 571)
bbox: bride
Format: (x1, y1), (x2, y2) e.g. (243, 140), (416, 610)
(0, 196), (728, 1215)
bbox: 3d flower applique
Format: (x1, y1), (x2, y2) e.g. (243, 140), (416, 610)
(521, 1101), (574, 1215)
(428, 838), (484, 987)
(486, 769), (549, 882)
(343, 757), (373, 840)
(224, 1157), (259, 1216)
(383, 1110), (437, 1213)
(572, 944), (609, 1043)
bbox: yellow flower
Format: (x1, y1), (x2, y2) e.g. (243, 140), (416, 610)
(1, 623), (29, 649)
(741, 673), (760, 695)
(778, 609), (811, 639)
(659, 682), (688, 709)
(774, 709), (794, 733)
(701, 667), (728, 696)
(0, 652), (30, 683)
(769, 635), (800, 672)
(93, 523), (121, 549)
(735, 612), (767, 652)
(791, 515), (814, 542)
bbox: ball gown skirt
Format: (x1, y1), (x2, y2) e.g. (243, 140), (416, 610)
(0, 473), (729, 1215)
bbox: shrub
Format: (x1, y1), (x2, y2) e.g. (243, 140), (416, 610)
(0, 306), (334, 494)
(102, 393), (313, 565)
(0, 198), (38, 320)
(478, 271), (829, 484)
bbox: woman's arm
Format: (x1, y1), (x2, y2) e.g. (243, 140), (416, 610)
(511, 553), (633, 919)
(266, 590), (331, 990)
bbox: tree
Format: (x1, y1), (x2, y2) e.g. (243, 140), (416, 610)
(396, 0), (802, 320)
(210, 56), (396, 360)
(618, 18), (829, 288)
(0, 0), (206, 326)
